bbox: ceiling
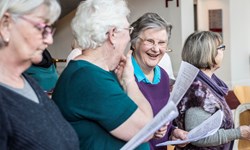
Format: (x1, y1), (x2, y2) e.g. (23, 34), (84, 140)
(59, 0), (83, 19)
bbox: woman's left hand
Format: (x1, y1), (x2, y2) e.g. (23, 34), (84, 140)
(170, 128), (189, 147)
(154, 123), (169, 139)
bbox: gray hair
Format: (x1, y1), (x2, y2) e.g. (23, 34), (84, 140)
(130, 12), (172, 50)
(182, 31), (223, 69)
(71, 0), (130, 50)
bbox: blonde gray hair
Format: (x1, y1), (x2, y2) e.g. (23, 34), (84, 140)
(0, 0), (61, 24)
(182, 31), (223, 69)
(0, 0), (61, 47)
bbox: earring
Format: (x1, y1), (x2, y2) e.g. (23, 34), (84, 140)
(4, 38), (9, 43)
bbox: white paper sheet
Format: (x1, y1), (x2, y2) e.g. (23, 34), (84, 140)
(120, 101), (178, 150)
(120, 61), (199, 150)
(156, 110), (224, 146)
(169, 61), (199, 105)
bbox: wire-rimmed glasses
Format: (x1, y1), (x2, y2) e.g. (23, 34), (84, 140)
(138, 37), (171, 52)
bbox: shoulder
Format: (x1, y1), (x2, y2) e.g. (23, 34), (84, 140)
(66, 48), (82, 63)
(158, 66), (169, 80)
(184, 80), (220, 113)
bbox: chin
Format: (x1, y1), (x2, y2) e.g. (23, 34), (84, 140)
(31, 55), (43, 64)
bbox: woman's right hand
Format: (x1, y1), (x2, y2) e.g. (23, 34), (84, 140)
(240, 125), (250, 140)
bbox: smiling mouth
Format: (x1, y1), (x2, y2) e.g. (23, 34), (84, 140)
(147, 53), (159, 58)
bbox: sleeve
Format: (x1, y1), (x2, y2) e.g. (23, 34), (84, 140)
(185, 107), (241, 147)
(70, 68), (138, 131)
(0, 98), (8, 150)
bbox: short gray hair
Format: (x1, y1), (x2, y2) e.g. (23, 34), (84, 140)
(182, 31), (223, 69)
(130, 12), (172, 50)
(71, 0), (130, 50)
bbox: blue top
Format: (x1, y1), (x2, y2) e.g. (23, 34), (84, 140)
(25, 64), (58, 92)
(132, 56), (161, 84)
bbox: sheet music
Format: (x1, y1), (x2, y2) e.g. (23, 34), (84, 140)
(156, 110), (224, 146)
(120, 61), (199, 150)
(120, 101), (178, 150)
(169, 61), (199, 105)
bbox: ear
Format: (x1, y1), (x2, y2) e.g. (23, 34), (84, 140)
(0, 13), (11, 43)
(107, 27), (116, 47)
(131, 44), (135, 51)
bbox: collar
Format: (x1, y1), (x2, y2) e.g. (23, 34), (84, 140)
(132, 56), (161, 84)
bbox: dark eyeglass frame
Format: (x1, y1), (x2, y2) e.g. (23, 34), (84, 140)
(217, 45), (226, 51)
(19, 16), (55, 39)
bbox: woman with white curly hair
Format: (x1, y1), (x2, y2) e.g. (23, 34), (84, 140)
(52, 0), (153, 149)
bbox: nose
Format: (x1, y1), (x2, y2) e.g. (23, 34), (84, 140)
(151, 44), (161, 52)
(43, 34), (54, 45)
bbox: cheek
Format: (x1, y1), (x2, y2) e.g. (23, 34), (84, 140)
(136, 47), (148, 60)
(138, 45), (148, 54)
(215, 53), (223, 64)
(21, 28), (43, 49)
(26, 35), (42, 49)
(159, 49), (165, 56)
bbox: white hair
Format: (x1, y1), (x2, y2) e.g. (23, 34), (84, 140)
(71, 0), (130, 50)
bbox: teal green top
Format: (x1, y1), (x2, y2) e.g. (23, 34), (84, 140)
(25, 64), (58, 92)
(52, 60), (149, 150)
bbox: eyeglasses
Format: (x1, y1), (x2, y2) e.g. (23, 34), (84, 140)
(19, 16), (55, 39)
(118, 27), (134, 34)
(166, 48), (172, 53)
(138, 37), (170, 51)
(217, 45), (226, 51)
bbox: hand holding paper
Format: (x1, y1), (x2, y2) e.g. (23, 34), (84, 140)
(156, 110), (223, 147)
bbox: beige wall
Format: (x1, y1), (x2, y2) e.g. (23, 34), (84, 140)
(48, 10), (76, 74)
(197, 0), (231, 86)
(229, 0), (250, 86)
(198, 0), (250, 87)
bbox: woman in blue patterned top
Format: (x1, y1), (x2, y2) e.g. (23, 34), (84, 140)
(175, 31), (250, 150)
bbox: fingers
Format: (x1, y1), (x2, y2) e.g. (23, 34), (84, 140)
(154, 131), (166, 139)
(172, 128), (188, 140)
(179, 131), (188, 140)
(126, 50), (133, 58)
(154, 125), (168, 139)
(240, 125), (250, 140)
(171, 129), (189, 148)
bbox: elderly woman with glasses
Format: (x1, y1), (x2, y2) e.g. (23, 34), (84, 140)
(52, 0), (154, 149)
(130, 12), (188, 150)
(0, 0), (79, 149)
(174, 31), (250, 150)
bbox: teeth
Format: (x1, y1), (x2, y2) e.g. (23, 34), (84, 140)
(147, 53), (157, 57)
